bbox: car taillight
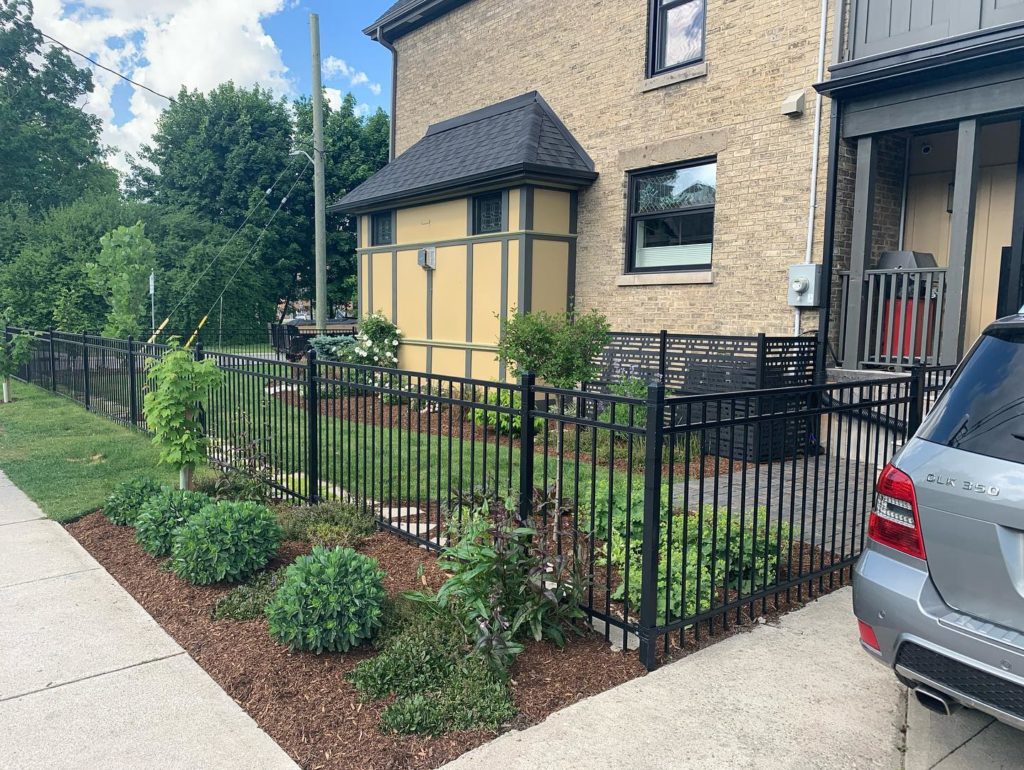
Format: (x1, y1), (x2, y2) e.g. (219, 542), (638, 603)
(869, 463), (926, 560)
(858, 620), (880, 651)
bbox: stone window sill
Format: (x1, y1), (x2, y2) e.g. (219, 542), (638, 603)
(641, 61), (708, 93)
(616, 270), (714, 287)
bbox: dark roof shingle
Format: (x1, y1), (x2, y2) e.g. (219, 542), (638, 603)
(332, 92), (596, 213)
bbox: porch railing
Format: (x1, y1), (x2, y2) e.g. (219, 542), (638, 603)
(838, 268), (948, 368)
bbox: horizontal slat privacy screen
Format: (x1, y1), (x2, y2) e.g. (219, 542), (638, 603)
(634, 239), (712, 269)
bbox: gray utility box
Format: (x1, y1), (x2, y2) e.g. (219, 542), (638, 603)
(788, 263), (823, 307)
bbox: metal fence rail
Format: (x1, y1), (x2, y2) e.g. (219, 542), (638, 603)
(7, 325), (946, 669)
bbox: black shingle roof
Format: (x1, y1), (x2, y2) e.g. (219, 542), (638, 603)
(365, 0), (474, 40)
(331, 92), (597, 214)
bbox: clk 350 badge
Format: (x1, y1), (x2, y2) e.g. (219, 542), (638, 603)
(925, 474), (1000, 497)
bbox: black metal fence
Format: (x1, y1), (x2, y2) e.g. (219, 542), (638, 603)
(8, 326), (945, 668)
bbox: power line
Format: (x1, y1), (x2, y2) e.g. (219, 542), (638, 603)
(39, 30), (176, 103)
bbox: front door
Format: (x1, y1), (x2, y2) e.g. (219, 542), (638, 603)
(966, 162), (1016, 346)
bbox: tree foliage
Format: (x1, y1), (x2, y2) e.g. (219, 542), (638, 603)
(88, 222), (156, 337)
(497, 310), (611, 387)
(0, 0), (116, 212)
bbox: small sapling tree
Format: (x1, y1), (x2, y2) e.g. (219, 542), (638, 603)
(143, 344), (223, 490)
(0, 333), (36, 404)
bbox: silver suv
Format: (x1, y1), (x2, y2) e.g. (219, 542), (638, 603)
(854, 315), (1024, 727)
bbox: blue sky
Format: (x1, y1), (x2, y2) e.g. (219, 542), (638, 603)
(39, 0), (398, 170)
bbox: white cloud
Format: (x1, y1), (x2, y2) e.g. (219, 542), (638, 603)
(324, 88), (343, 111)
(33, 0), (293, 174)
(354, 103), (371, 118)
(322, 54), (381, 96)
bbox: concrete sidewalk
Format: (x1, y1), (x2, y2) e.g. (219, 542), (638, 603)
(0, 471), (297, 770)
(445, 588), (1024, 769)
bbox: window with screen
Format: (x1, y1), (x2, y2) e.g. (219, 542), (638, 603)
(628, 159), (715, 272)
(473, 192), (504, 235)
(370, 212), (393, 246)
(648, 0), (706, 76)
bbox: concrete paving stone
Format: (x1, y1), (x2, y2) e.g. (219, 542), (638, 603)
(0, 518), (99, 587)
(0, 653), (298, 770)
(0, 496), (44, 526)
(443, 588), (905, 770)
(904, 696), (994, 770)
(0, 568), (181, 699)
(933, 720), (1024, 769)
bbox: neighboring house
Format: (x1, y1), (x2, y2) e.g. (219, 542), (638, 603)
(333, 0), (1024, 380)
(818, 0), (1024, 369)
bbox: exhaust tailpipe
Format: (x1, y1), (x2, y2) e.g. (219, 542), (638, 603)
(914, 685), (961, 716)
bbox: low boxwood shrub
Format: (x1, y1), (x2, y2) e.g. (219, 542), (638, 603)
(211, 569), (284, 621)
(468, 388), (544, 435)
(135, 488), (210, 557)
(266, 546), (386, 653)
(104, 478), (163, 526)
(170, 501), (281, 585)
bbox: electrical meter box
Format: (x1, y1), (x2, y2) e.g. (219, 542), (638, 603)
(417, 247), (436, 270)
(787, 263), (822, 308)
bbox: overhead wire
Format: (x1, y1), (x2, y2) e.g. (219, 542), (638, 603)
(185, 157), (313, 348)
(38, 30), (176, 103)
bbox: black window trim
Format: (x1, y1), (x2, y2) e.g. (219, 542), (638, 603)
(646, 0), (707, 79)
(370, 210), (395, 247)
(471, 190), (508, 236)
(625, 156), (716, 275)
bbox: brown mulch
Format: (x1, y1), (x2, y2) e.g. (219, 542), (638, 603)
(65, 513), (644, 770)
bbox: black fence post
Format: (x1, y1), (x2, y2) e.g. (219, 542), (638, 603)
(658, 329), (668, 381)
(638, 380), (666, 671)
(306, 349), (320, 504)
(907, 364), (926, 437)
(126, 335), (139, 427)
(194, 342), (207, 435)
(517, 372), (536, 525)
(82, 332), (91, 411)
(47, 327), (56, 391)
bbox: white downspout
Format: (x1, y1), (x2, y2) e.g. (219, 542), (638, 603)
(795, 0), (831, 336)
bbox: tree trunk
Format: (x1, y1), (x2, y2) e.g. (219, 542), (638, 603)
(2, 377), (9, 404)
(180, 465), (193, 491)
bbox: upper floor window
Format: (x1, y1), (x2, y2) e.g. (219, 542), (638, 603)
(371, 211), (393, 246)
(648, 0), (706, 76)
(628, 159), (716, 273)
(472, 192), (504, 235)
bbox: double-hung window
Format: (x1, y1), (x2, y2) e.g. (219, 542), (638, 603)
(628, 160), (716, 272)
(648, 0), (706, 76)
(370, 211), (394, 247)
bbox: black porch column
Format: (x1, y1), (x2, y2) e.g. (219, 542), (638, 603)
(941, 119), (981, 365)
(842, 135), (877, 368)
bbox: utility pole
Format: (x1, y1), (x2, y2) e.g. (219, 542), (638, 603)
(149, 271), (156, 336)
(310, 12), (328, 330)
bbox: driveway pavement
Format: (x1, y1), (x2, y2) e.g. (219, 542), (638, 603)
(0, 471), (297, 770)
(445, 588), (1024, 769)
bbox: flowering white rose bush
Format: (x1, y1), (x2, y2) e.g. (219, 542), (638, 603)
(353, 312), (402, 368)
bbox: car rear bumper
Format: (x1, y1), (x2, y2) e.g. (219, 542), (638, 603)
(853, 545), (1024, 730)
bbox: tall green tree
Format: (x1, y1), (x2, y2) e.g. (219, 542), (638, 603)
(88, 222), (156, 337)
(0, 0), (116, 211)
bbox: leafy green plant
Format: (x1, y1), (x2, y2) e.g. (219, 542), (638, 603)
(134, 488), (210, 556)
(352, 311), (401, 367)
(266, 546), (387, 653)
(348, 600), (515, 735)
(170, 500), (281, 585)
(414, 495), (586, 673)
(104, 478), (163, 526)
(0, 332), (35, 404)
(497, 309), (610, 387)
(275, 500), (376, 545)
(86, 222), (155, 338)
(143, 343), (223, 490)
(193, 469), (268, 502)
(469, 388), (544, 435)
(211, 569), (284, 620)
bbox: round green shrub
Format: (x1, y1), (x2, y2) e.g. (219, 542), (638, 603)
(135, 489), (211, 557)
(266, 546), (387, 653)
(104, 478), (163, 526)
(170, 501), (281, 585)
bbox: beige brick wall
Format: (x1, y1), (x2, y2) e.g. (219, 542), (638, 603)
(392, 0), (837, 336)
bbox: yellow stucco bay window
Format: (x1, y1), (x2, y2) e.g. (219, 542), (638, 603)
(330, 92), (597, 381)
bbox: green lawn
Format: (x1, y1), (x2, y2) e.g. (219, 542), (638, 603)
(0, 384), (176, 522)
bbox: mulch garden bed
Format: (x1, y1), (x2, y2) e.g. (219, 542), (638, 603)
(66, 513), (645, 770)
